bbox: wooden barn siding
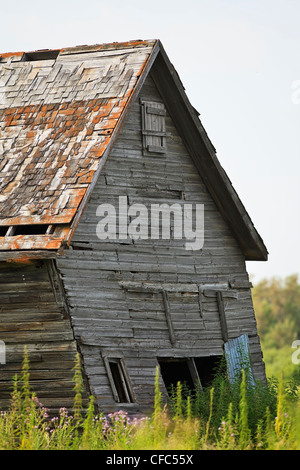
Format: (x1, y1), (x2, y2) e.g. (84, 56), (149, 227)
(57, 74), (265, 413)
(0, 259), (88, 412)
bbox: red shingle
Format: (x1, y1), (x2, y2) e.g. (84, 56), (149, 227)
(0, 40), (157, 251)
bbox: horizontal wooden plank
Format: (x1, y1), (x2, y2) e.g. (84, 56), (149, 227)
(0, 331), (74, 343)
(0, 320), (73, 333)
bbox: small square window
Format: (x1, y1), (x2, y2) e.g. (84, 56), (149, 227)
(103, 356), (135, 403)
(141, 100), (166, 155)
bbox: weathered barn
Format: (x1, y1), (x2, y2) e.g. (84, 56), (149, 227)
(0, 39), (268, 414)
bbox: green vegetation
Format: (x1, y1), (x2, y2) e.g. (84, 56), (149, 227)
(0, 349), (299, 450)
(0, 273), (299, 450)
(252, 274), (300, 380)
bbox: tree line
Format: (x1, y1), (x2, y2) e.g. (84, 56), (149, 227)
(252, 274), (300, 380)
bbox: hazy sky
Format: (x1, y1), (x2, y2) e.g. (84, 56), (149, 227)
(1, 0), (299, 284)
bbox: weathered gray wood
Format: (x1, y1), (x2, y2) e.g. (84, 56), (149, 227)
(151, 46), (268, 261)
(216, 291), (228, 343)
(229, 279), (253, 289)
(0, 250), (57, 261)
(162, 290), (176, 345)
(53, 73), (267, 413)
(187, 358), (202, 389)
(0, 259), (89, 412)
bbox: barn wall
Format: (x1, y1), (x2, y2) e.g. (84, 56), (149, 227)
(57, 73), (265, 414)
(0, 259), (88, 412)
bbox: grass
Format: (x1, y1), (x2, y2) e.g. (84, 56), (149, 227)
(0, 350), (299, 450)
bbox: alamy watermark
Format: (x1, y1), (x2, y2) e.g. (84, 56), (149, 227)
(96, 196), (204, 251)
(292, 340), (300, 365)
(0, 341), (6, 365)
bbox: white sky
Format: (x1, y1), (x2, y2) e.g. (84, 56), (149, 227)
(1, 0), (299, 284)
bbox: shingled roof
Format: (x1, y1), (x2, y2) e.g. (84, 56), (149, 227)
(0, 40), (156, 251)
(0, 39), (268, 261)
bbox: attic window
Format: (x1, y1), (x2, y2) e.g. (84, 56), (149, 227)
(141, 100), (166, 155)
(22, 50), (60, 62)
(103, 357), (135, 403)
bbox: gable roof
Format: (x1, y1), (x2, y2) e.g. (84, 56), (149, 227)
(0, 39), (268, 260)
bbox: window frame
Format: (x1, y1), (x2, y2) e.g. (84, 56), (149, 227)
(140, 99), (167, 155)
(102, 355), (135, 404)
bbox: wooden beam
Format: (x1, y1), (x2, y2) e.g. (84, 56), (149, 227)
(162, 290), (176, 346)
(119, 280), (199, 293)
(217, 291), (228, 343)
(0, 250), (58, 261)
(6, 226), (15, 237)
(102, 356), (120, 403)
(187, 358), (202, 389)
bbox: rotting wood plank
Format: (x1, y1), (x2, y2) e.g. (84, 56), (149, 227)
(161, 290), (176, 345)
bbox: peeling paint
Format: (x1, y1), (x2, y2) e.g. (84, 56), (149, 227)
(0, 234), (63, 251)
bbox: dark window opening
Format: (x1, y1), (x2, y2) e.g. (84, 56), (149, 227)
(13, 225), (49, 236)
(158, 356), (224, 396)
(0, 227), (8, 237)
(194, 356), (224, 389)
(23, 50), (60, 62)
(158, 358), (196, 397)
(105, 357), (134, 404)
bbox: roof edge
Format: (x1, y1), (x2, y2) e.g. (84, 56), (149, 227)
(151, 41), (268, 261)
(0, 39), (158, 62)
